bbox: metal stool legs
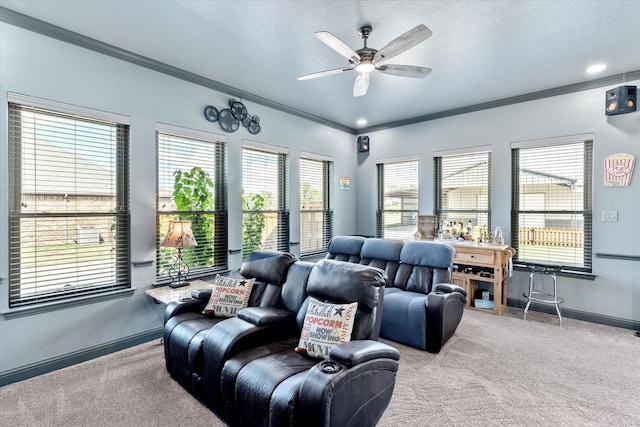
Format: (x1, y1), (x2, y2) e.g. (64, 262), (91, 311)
(523, 262), (564, 327)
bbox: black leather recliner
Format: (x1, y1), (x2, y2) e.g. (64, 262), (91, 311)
(204, 259), (399, 427)
(163, 250), (297, 398)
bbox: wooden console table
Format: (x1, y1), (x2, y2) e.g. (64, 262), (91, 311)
(438, 241), (513, 315)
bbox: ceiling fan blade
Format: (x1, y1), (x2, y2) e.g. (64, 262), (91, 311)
(353, 72), (370, 97)
(376, 64), (432, 78)
(373, 24), (432, 63)
(315, 31), (361, 62)
(297, 67), (353, 80)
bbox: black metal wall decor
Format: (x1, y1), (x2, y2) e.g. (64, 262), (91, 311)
(203, 99), (261, 134)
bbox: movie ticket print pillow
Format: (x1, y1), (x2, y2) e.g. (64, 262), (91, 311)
(202, 275), (255, 318)
(295, 297), (358, 359)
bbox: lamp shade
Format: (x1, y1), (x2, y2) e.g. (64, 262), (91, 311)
(160, 220), (197, 248)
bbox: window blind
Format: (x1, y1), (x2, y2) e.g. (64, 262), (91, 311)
(300, 157), (333, 256)
(8, 102), (130, 308)
(156, 130), (228, 282)
(434, 150), (491, 235)
(376, 160), (419, 241)
(242, 147), (289, 258)
(511, 139), (593, 272)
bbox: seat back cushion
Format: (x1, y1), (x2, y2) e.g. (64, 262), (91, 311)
(324, 236), (366, 263)
(277, 261), (314, 312)
(238, 250), (297, 307)
(299, 259), (386, 341)
(358, 238), (403, 287)
(395, 241), (454, 294)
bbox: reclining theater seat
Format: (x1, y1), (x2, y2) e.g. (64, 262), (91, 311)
(381, 240), (467, 353)
(162, 250), (297, 398)
(209, 259), (399, 427)
(201, 260), (315, 415)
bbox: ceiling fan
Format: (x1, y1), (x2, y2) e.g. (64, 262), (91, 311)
(298, 24), (432, 97)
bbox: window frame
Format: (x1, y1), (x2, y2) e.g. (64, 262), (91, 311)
(155, 125), (228, 283)
(7, 93), (131, 310)
(376, 159), (420, 241)
(241, 145), (290, 258)
(510, 135), (593, 273)
(434, 148), (492, 237)
(299, 155), (334, 257)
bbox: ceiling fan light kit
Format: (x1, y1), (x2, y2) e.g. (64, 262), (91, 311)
(298, 24), (432, 97)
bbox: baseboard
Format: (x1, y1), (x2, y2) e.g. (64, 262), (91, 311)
(0, 327), (163, 387)
(507, 298), (640, 331)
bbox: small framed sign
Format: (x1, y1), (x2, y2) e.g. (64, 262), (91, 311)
(339, 176), (350, 190)
(604, 153), (635, 186)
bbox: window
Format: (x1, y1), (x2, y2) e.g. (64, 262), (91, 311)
(300, 157), (333, 256)
(511, 136), (593, 272)
(8, 95), (130, 308)
(156, 127), (228, 281)
(376, 160), (419, 241)
(434, 149), (491, 236)
(242, 146), (289, 258)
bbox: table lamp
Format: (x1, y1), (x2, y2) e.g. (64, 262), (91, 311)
(160, 219), (198, 288)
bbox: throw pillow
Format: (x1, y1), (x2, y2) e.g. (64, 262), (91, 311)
(295, 297), (358, 359)
(202, 275), (255, 318)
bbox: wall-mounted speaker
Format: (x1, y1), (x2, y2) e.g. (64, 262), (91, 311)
(357, 135), (370, 152)
(605, 85), (636, 116)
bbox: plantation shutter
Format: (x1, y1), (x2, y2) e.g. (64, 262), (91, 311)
(242, 147), (289, 258)
(511, 136), (593, 272)
(376, 160), (419, 241)
(300, 157), (333, 256)
(8, 95), (130, 308)
(156, 127), (228, 282)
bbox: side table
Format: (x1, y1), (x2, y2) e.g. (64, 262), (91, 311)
(145, 279), (214, 304)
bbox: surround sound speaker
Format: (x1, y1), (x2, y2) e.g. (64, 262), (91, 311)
(605, 85), (636, 116)
(357, 135), (370, 152)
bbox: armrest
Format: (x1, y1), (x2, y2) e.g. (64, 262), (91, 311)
(298, 340), (400, 426)
(330, 340), (399, 368)
(237, 307), (296, 326)
(191, 288), (212, 300)
(424, 290), (467, 353)
(163, 298), (208, 324)
(434, 282), (467, 297)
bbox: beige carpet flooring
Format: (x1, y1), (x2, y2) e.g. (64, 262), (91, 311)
(1, 307), (638, 426)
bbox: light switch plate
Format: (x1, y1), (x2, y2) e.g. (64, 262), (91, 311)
(602, 211), (618, 222)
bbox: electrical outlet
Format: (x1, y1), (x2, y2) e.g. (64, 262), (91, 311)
(602, 211), (618, 222)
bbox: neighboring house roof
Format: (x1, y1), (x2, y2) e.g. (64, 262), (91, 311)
(442, 161), (576, 188)
(22, 138), (114, 196)
(520, 168), (576, 186)
(442, 160), (489, 188)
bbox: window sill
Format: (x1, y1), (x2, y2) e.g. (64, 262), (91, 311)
(1, 288), (135, 319)
(513, 264), (596, 281)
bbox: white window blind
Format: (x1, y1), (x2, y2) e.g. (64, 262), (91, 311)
(511, 138), (593, 272)
(435, 150), (491, 234)
(242, 147), (289, 258)
(8, 101), (130, 307)
(376, 160), (419, 241)
(300, 157), (333, 256)
(156, 130), (228, 281)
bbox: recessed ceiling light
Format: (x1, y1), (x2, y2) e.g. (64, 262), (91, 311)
(357, 118), (367, 126)
(586, 64), (607, 73)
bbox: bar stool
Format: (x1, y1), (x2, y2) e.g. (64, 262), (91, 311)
(523, 261), (564, 327)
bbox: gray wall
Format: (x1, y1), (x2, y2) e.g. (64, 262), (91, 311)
(355, 81), (640, 325)
(1, 19), (639, 381)
(0, 24), (356, 376)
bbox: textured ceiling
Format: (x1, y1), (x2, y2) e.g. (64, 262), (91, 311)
(2, 0), (640, 131)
